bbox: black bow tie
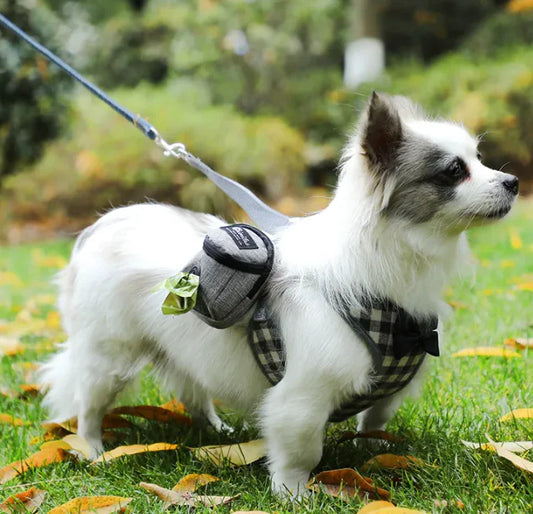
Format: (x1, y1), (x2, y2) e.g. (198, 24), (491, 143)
(392, 316), (440, 359)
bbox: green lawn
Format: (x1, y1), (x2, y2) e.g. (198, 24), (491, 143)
(0, 200), (532, 513)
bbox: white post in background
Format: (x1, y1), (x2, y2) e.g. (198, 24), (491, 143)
(344, 0), (385, 89)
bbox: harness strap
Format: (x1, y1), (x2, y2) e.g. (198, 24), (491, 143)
(0, 14), (291, 234)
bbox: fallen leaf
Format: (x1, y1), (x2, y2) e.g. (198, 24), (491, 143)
(504, 337), (533, 350)
(173, 473), (219, 493)
(111, 405), (191, 425)
(357, 508), (427, 514)
(516, 282), (533, 292)
(361, 454), (426, 472)
(462, 440), (533, 453)
(91, 442), (178, 464)
(19, 384), (43, 398)
(159, 398), (187, 414)
(0, 487), (46, 513)
(312, 468), (390, 500)
(338, 430), (404, 443)
(0, 272), (22, 287)
(31, 250), (67, 269)
(452, 347), (521, 358)
(0, 447), (71, 484)
(510, 228), (523, 249)
(356, 502), (395, 513)
(190, 439), (265, 467)
(486, 435), (533, 475)
(42, 414), (132, 435)
(433, 499), (465, 509)
(0, 414), (24, 427)
(500, 408), (533, 422)
(41, 435), (92, 459)
(48, 496), (132, 514)
(448, 300), (468, 309)
(0, 336), (25, 357)
(140, 482), (238, 509)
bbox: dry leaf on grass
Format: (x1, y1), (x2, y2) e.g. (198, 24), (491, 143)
(0, 487), (46, 513)
(452, 347), (521, 358)
(310, 468), (390, 501)
(173, 473), (219, 493)
(190, 439), (265, 467)
(504, 337), (533, 350)
(357, 508), (427, 514)
(0, 336), (25, 357)
(0, 271), (23, 287)
(0, 447), (71, 484)
(41, 434), (92, 459)
(140, 481), (237, 509)
(357, 502), (397, 513)
(91, 442), (178, 464)
(509, 228), (522, 249)
(500, 408), (533, 422)
(159, 398), (187, 414)
(18, 384), (43, 398)
(361, 454), (427, 472)
(516, 282), (533, 292)
(486, 435), (533, 475)
(337, 430), (404, 444)
(462, 440), (533, 453)
(0, 414), (24, 427)
(48, 496), (132, 514)
(111, 405), (191, 425)
(42, 414), (132, 436)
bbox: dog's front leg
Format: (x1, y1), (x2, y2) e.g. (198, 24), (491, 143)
(260, 381), (330, 498)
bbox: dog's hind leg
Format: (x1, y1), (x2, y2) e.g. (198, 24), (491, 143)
(156, 363), (233, 433)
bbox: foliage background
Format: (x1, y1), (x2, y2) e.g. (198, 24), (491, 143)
(0, 0), (532, 242)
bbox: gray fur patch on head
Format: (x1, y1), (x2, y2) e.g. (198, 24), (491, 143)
(384, 133), (457, 223)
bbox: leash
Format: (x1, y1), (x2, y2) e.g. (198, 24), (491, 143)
(0, 14), (291, 234)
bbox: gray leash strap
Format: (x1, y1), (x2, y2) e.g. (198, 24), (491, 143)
(0, 13), (291, 234)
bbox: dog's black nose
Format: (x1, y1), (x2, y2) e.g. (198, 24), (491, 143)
(502, 175), (519, 195)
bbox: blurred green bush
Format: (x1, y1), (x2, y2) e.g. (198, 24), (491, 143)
(0, 82), (305, 235)
(0, 0), (72, 178)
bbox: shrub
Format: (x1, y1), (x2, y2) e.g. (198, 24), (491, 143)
(0, 82), (305, 235)
(0, 0), (72, 178)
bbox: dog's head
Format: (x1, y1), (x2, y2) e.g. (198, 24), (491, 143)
(355, 92), (518, 233)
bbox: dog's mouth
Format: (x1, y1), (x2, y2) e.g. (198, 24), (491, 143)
(482, 204), (512, 219)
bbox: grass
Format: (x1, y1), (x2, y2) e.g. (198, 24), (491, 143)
(0, 200), (532, 513)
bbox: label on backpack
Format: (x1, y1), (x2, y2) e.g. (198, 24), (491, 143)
(222, 226), (259, 250)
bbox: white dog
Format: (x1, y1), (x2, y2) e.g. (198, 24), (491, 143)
(39, 92), (518, 496)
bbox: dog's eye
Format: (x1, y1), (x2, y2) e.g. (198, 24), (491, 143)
(445, 158), (469, 181)
(476, 151), (482, 161)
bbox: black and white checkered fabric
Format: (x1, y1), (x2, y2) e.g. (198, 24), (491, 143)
(248, 296), (437, 422)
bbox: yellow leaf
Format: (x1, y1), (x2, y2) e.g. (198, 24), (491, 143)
(356, 502), (396, 513)
(46, 311), (61, 329)
(0, 414), (24, 426)
(91, 442), (178, 464)
(500, 259), (515, 268)
(190, 439), (265, 467)
(140, 482), (238, 508)
(500, 408), (533, 422)
(0, 487), (46, 513)
(0, 447), (71, 484)
(504, 337), (533, 350)
(173, 473), (219, 493)
(509, 228), (523, 249)
(31, 249), (67, 269)
(357, 508), (427, 514)
(516, 282), (533, 292)
(111, 405), (191, 425)
(452, 347), (521, 358)
(462, 439), (533, 453)
(0, 272), (22, 287)
(159, 398), (187, 414)
(42, 414), (132, 435)
(0, 336), (25, 357)
(40, 435), (92, 459)
(486, 435), (533, 475)
(311, 468), (390, 501)
(139, 482), (180, 505)
(361, 454), (426, 472)
(48, 496), (132, 514)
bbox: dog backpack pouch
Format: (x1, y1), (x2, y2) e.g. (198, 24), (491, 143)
(174, 224), (274, 329)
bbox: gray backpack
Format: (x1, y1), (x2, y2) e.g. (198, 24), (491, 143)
(160, 224), (274, 329)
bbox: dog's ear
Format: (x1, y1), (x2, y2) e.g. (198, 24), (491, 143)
(361, 91), (403, 168)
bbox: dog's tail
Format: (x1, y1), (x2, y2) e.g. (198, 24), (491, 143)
(38, 344), (80, 422)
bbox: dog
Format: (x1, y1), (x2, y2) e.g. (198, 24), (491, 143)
(39, 92), (518, 496)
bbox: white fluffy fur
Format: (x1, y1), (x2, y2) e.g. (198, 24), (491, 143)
(39, 99), (515, 496)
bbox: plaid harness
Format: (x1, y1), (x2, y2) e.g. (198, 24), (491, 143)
(248, 296), (439, 422)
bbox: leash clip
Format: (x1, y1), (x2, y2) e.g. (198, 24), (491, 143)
(153, 131), (188, 159)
